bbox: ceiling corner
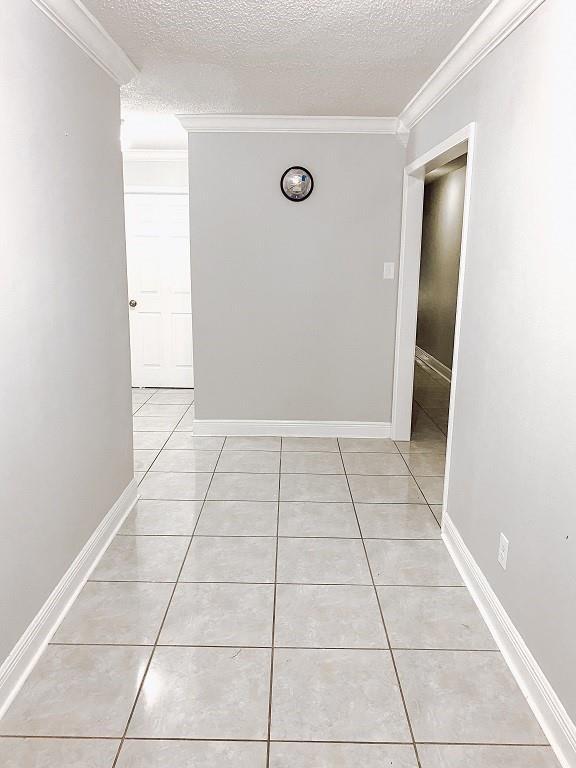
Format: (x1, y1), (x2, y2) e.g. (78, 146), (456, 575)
(31, 0), (138, 85)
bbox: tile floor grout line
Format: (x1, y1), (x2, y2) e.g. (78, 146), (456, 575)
(134, 497), (445, 505)
(395, 450), (443, 531)
(145, 405), (198, 474)
(110, 402), (224, 768)
(391, 401), (447, 525)
(393, 404), (447, 450)
(413, 360), (449, 437)
(0, 733), (553, 746)
(111, 402), (194, 765)
(114, 534), (443, 540)
(336, 436), (423, 768)
(133, 448), (162, 473)
(413, 396), (448, 437)
(133, 398), (196, 489)
(429, 502), (442, 527)
(265, 437), (281, 768)
(87, 579), (467, 587)
(130, 387), (159, 416)
(140, 470), (445, 477)
(47, 642), (501, 652)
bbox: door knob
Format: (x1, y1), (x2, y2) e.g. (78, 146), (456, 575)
(129, 299), (137, 308)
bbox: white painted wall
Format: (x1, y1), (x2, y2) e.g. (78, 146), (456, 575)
(121, 112), (188, 151)
(188, 132), (405, 423)
(408, 0), (576, 721)
(0, 3), (132, 666)
(123, 157), (188, 189)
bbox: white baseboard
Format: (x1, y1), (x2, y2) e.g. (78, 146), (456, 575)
(0, 478), (139, 719)
(415, 345), (452, 383)
(192, 419), (392, 438)
(442, 514), (576, 768)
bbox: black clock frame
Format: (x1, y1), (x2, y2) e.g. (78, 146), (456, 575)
(280, 166), (314, 202)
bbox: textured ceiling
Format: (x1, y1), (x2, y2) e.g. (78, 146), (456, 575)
(84, 0), (492, 116)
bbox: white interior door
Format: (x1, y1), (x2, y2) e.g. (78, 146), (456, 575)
(125, 192), (193, 388)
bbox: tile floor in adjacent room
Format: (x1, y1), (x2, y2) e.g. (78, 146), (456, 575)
(413, 358), (451, 436)
(0, 385), (561, 767)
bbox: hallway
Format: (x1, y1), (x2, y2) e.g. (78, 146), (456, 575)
(413, 359), (452, 437)
(0, 389), (559, 767)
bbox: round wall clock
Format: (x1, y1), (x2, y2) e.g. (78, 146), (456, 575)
(281, 166), (314, 202)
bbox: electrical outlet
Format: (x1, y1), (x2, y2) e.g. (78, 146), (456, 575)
(498, 533), (509, 570)
(382, 262), (395, 280)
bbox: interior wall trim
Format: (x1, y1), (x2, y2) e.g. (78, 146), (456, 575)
(399, 0), (547, 129)
(415, 345), (452, 383)
(30, 0), (138, 84)
(0, 479), (139, 719)
(443, 513), (576, 768)
(192, 419), (392, 438)
(176, 114), (401, 134)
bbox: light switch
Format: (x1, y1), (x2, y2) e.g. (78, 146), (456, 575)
(383, 262), (395, 280)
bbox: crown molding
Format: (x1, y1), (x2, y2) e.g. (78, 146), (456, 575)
(122, 149), (188, 162)
(399, 0), (547, 129)
(30, 0), (138, 85)
(176, 114), (401, 134)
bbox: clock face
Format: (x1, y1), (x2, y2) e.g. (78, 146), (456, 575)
(281, 167), (314, 201)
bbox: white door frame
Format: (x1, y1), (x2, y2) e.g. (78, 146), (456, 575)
(391, 122), (476, 511)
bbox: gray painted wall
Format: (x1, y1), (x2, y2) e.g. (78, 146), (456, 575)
(408, 0), (576, 720)
(416, 163), (466, 369)
(188, 132), (405, 422)
(0, 3), (132, 665)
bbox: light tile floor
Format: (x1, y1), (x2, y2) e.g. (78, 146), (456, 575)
(0, 386), (561, 767)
